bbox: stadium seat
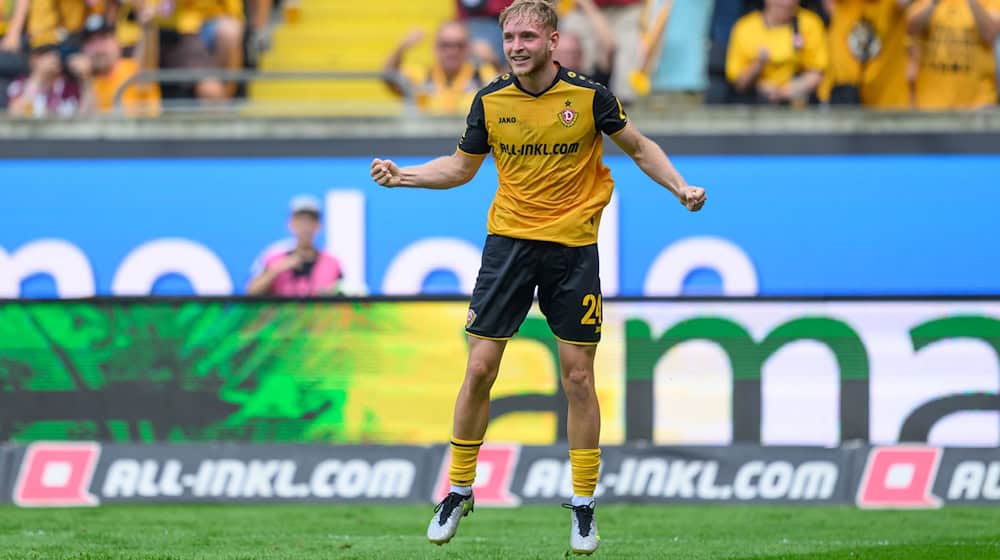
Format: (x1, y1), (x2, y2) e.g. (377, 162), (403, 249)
(247, 0), (456, 116)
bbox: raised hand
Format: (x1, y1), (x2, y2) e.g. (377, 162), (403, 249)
(681, 186), (707, 212)
(371, 158), (402, 187)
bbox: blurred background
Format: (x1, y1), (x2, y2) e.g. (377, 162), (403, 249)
(0, 0), (999, 513)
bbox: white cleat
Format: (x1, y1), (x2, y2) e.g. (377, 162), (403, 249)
(427, 492), (474, 545)
(564, 502), (600, 555)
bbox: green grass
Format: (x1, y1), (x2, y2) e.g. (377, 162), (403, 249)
(0, 505), (998, 559)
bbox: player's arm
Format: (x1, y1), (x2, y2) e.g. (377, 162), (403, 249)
(371, 151), (486, 189)
(611, 122), (706, 212)
(372, 88), (491, 188)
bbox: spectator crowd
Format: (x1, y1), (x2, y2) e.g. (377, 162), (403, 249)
(388, 0), (1000, 112)
(2, 0), (998, 116)
(0, 0), (277, 116)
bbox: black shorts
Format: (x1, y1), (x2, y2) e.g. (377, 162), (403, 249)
(465, 234), (602, 345)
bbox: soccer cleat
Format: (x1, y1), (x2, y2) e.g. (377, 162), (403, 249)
(563, 501), (600, 555)
(427, 491), (474, 545)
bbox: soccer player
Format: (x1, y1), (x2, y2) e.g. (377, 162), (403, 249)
(370, 0), (706, 554)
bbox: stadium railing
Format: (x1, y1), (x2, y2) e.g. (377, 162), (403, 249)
(111, 69), (410, 116)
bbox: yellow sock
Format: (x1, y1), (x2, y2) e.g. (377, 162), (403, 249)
(448, 437), (483, 487)
(569, 448), (601, 497)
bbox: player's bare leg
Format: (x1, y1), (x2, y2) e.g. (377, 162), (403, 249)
(453, 337), (507, 440)
(558, 341), (601, 555)
(427, 337), (507, 545)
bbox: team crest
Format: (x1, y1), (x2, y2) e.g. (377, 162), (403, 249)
(466, 308), (477, 328)
(558, 100), (578, 127)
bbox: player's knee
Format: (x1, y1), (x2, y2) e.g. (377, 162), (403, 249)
(561, 366), (594, 399)
(465, 358), (499, 390)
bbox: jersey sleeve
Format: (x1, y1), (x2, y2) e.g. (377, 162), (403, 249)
(457, 92), (491, 155)
(592, 86), (628, 136)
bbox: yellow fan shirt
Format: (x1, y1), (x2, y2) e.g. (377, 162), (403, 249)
(726, 8), (830, 90)
(908, 0), (1000, 110)
(823, 0), (911, 109)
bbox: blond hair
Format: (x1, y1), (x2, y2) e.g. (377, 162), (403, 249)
(499, 0), (559, 33)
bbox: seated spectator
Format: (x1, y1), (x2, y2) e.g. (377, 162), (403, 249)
(822, 0), (910, 109)
(383, 22), (498, 115)
(6, 44), (81, 117)
(0, 0), (29, 109)
(560, 0), (642, 102)
(247, 195), (344, 297)
(457, 0), (513, 69)
(907, 0), (1000, 110)
(78, 11), (160, 115)
(26, 0), (108, 89)
(554, 0), (614, 86)
(726, 0), (829, 106)
(156, 0), (245, 100)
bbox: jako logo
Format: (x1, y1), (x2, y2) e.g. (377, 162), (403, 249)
(856, 446), (942, 509)
(498, 116), (516, 124)
(14, 442), (101, 507)
(433, 444), (521, 506)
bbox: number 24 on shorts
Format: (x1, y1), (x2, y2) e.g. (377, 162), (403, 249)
(581, 294), (603, 325)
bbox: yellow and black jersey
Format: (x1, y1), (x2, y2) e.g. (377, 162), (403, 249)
(458, 64), (628, 247)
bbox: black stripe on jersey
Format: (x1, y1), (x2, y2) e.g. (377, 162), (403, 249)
(557, 70), (629, 137)
(457, 73), (516, 155)
(552, 66), (628, 136)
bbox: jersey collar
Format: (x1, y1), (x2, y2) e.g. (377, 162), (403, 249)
(512, 62), (564, 98)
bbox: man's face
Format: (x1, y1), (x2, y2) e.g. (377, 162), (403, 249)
(435, 23), (470, 76)
(503, 15), (556, 78)
(553, 33), (582, 71)
(289, 212), (321, 245)
(765, 0), (799, 21)
(83, 33), (119, 75)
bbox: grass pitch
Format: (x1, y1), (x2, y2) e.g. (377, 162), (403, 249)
(0, 504), (998, 559)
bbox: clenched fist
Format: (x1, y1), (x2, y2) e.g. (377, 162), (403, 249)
(681, 186), (707, 212)
(371, 158), (402, 187)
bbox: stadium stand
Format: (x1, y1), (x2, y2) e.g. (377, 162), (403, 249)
(3, 0), (999, 116)
(247, 0), (457, 115)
